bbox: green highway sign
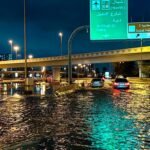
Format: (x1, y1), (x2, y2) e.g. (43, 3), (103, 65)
(90, 0), (128, 40)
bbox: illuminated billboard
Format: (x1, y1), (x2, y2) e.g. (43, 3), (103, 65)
(128, 22), (150, 39)
(90, 0), (128, 40)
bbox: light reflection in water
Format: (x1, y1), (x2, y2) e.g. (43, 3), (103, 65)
(112, 87), (150, 150)
(0, 82), (149, 149)
(87, 93), (141, 149)
(0, 83), (48, 96)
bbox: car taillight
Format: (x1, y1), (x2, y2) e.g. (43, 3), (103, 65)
(114, 82), (119, 86)
(102, 77), (105, 80)
(125, 83), (130, 86)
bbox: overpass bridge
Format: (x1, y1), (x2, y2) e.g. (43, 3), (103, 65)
(0, 46), (149, 68)
(0, 46), (150, 80)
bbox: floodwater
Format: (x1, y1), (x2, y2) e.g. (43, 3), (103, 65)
(0, 81), (149, 150)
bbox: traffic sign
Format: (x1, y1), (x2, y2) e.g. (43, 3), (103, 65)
(128, 22), (150, 39)
(90, 0), (128, 40)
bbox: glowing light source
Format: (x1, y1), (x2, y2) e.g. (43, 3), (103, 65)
(28, 54), (33, 59)
(8, 40), (13, 44)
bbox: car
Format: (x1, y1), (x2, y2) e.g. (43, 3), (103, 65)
(87, 74), (92, 78)
(91, 78), (104, 88)
(115, 75), (124, 78)
(113, 78), (130, 89)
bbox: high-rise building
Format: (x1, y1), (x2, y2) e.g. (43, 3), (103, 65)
(0, 53), (12, 61)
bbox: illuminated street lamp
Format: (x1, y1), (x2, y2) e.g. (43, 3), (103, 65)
(13, 45), (20, 59)
(74, 66), (77, 70)
(28, 54), (33, 72)
(74, 66), (78, 78)
(58, 32), (63, 56)
(64, 67), (67, 74)
(28, 54), (33, 59)
(8, 40), (13, 60)
(64, 67), (67, 80)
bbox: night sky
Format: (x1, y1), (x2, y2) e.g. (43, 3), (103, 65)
(0, 0), (150, 58)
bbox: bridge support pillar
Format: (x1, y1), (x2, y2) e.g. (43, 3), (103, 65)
(137, 61), (145, 78)
(52, 66), (61, 82)
(1, 73), (5, 78)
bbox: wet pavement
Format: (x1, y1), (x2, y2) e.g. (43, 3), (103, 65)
(0, 79), (149, 149)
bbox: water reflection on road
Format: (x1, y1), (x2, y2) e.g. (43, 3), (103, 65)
(0, 81), (149, 149)
(0, 83), (49, 96)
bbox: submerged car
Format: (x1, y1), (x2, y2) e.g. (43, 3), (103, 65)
(113, 78), (130, 89)
(91, 78), (104, 88)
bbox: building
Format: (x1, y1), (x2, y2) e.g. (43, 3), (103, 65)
(0, 53), (12, 61)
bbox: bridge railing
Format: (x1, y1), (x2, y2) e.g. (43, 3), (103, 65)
(0, 46), (149, 65)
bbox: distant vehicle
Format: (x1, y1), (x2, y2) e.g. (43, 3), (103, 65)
(113, 78), (130, 89)
(101, 76), (105, 81)
(87, 74), (92, 78)
(60, 81), (68, 86)
(91, 78), (104, 88)
(115, 75), (126, 79)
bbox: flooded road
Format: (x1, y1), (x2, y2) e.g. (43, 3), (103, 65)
(0, 80), (149, 149)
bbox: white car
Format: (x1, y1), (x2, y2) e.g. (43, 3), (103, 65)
(91, 78), (104, 88)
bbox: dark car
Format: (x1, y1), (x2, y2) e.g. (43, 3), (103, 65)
(113, 78), (130, 89)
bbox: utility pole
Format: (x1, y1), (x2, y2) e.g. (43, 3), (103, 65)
(24, 0), (27, 80)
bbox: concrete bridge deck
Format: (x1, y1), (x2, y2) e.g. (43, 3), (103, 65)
(0, 46), (149, 68)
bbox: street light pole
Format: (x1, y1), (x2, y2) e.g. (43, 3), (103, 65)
(24, 0), (27, 80)
(64, 67), (67, 81)
(68, 25), (89, 84)
(16, 50), (18, 59)
(136, 34), (143, 78)
(140, 38), (143, 61)
(8, 40), (13, 60)
(59, 32), (63, 56)
(28, 54), (33, 76)
(13, 45), (20, 60)
(140, 38), (143, 78)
